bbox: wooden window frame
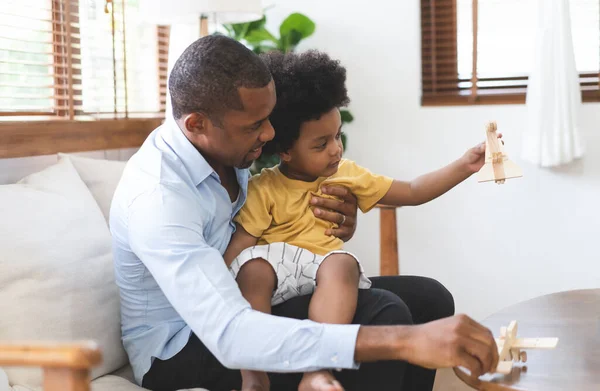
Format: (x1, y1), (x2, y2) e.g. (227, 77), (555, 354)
(0, 117), (164, 158)
(0, 1), (169, 159)
(421, 0), (600, 106)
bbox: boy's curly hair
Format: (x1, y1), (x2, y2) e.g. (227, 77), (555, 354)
(260, 50), (350, 155)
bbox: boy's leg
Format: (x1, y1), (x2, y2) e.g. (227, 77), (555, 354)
(309, 253), (360, 323)
(236, 257), (276, 313)
(298, 253), (360, 391)
(235, 258), (277, 390)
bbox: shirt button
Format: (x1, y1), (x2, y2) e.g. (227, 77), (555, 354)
(284, 360), (290, 367)
(331, 355), (338, 363)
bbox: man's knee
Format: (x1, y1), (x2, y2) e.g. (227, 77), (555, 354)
(356, 288), (413, 326)
(420, 277), (455, 320)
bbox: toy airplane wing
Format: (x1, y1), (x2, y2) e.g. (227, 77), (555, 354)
(512, 338), (559, 349)
(495, 337), (559, 350)
(493, 338), (559, 374)
(478, 157), (523, 183)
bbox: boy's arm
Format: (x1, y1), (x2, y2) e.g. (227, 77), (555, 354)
(379, 160), (472, 206)
(224, 224), (259, 267)
(380, 140), (492, 207)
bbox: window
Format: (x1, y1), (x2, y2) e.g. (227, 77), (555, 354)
(0, 0), (169, 157)
(421, 0), (600, 105)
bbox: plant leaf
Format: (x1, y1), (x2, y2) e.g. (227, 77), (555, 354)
(251, 44), (279, 54)
(246, 15), (267, 34)
(280, 13), (315, 41)
(222, 24), (234, 37)
(286, 29), (304, 49)
(245, 27), (279, 45)
(227, 22), (251, 40)
(340, 109), (354, 123)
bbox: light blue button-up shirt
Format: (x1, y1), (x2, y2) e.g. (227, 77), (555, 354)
(109, 119), (360, 385)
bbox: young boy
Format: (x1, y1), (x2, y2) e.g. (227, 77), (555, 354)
(224, 50), (497, 391)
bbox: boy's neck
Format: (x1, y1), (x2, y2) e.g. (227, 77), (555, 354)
(279, 163), (320, 183)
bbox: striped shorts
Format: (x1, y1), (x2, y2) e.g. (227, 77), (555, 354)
(229, 242), (371, 305)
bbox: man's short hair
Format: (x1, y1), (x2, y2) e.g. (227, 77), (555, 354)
(168, 35), (272, 124)
(260, 50), (350, 155)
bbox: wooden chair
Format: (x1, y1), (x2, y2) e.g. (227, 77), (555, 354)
(0, 342), (102, 391)
(377, 205), (399, 276)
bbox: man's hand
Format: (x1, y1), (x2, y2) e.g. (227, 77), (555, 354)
(461, 133), (503, 174)
(310, 185), (358, 242)
(406, 314), (499, 377)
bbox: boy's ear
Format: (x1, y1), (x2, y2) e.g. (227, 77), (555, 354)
(279, 150), (292, 163)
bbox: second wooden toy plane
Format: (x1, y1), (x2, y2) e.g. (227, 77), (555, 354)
(453, 320), (558, 390)
(494, 320), (558, 375)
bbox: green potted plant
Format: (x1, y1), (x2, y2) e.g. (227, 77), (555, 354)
(222, 12), (353, 174)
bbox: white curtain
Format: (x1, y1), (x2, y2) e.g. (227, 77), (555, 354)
(523, 0), (584, 167)
(165, 22), (202, 120)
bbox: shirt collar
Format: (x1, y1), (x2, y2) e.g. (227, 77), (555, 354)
(161, 117), (214, 186)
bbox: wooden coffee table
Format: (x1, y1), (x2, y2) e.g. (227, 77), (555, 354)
(433, 289), (600, 390)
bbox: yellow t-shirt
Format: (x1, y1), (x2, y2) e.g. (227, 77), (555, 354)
(235, 159), (394, 255)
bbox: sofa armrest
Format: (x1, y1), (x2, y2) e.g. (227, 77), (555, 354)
(0, 341), (102, 391)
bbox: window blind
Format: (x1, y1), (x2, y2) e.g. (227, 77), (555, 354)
(421, 0), (600, 105)
(0, 0), (169, 118)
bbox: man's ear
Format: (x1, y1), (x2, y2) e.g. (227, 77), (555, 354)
(183, 112), (211, 136)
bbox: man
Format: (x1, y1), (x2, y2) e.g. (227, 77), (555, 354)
(110, 35), (498, 391)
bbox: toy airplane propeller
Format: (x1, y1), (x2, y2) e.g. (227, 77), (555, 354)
(477, 121), (523, 184)
(453, 320), (558, 390)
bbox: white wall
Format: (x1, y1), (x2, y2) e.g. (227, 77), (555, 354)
(266, 0), (600, 319)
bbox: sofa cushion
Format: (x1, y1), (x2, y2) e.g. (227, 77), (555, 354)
(92, 375), (148, 391)
(93, 373), (209, 391)
(5, 373), (209, 391)
(0, 158), (128, 387)
(0, 368), (7, 391)
(58, 153), (127, 223)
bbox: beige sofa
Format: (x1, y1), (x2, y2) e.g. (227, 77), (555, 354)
(0, 154), (207, 391)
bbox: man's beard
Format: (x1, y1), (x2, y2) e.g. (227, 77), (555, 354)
(236, 157), (254, 169)
(237, 146), (263, 169)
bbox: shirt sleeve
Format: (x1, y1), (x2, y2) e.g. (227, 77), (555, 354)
(127, 184), (359, 372)
(234, 177), (272, 238)
(338, 160), (394, 213)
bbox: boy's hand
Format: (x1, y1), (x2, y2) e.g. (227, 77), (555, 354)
(311, 186), (358, 242)
(461, 133), (503, 174)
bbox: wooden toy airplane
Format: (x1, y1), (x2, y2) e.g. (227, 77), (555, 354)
(477, 121), (523, 184)
(494, 320), (558, 374)
(453, 320), (558, 390)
